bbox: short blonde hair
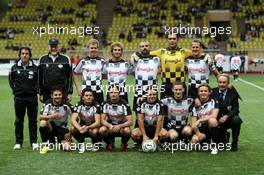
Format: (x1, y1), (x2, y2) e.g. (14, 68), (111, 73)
(87, 39), (99, 48)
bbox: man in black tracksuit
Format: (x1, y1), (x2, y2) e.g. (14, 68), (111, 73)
(9, 47), (38, 149)
(211, 74), (243, 151)
(38, 39), (73, 103)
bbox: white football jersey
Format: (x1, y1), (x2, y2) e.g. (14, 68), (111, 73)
(230, 56), (241, 70)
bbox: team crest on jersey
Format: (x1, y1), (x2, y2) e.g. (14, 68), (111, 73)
(58, 64), (63, 68)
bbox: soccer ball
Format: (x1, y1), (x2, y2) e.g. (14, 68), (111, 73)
(142, 139), (157, 152)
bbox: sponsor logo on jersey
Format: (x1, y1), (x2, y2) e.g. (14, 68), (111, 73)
(169, 108), (188, 113)
(136, 67), (154, 72)
(82, 68), (101, 73)
(108, 71), (127, 76)
(188, 67), (207, 73)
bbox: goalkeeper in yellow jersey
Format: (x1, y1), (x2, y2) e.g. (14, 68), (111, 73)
(150, 34), (192, 98)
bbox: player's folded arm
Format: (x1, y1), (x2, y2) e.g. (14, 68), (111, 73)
(191, 116), (200, 133)
(87, 113), (101, 129)
(71, 112), (81, 131)
(101, 113), (112, 128)
(119, 115), (133, 128)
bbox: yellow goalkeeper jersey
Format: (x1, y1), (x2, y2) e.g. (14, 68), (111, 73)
(151, 48), (192, 83)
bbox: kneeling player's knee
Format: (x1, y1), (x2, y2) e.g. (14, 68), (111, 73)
(123, 127), (131, 136)
(208, 118), (218, 128)
(90, 128), (99, 137)
(39, 120), (48, 127)
(191, 135), (199, 143)
(99, 126), (108, 136)
(169, 131), (179, 141)
(61, 141), (71, 151)
(131, 129), (141, 141)
(159, 130), (168, 140)
(182, 126), (192, 136)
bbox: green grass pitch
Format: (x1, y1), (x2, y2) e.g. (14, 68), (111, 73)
(0, 75), (264, 175)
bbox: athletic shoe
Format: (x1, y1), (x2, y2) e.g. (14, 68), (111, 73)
(211, 147), (218, 155)
(13, 144), (21, 150)
(40, 146), (49, 154)
(32, 143), (39, 151)
(78, 143), (85, 154)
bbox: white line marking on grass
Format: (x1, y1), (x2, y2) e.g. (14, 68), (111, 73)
(238, 78), (264, 91)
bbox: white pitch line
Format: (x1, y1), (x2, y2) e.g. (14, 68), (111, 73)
(238, 78), (264, 91)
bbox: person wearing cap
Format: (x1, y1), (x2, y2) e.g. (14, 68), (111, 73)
(38, 38), (73, 103)
(9, 47), (39, 150)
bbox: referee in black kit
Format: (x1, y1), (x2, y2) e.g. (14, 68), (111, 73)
(38, 38), (73, 103)
(9, 47), (39, 150)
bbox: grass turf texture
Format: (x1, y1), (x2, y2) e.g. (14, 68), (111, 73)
(0, 75), (264, 175)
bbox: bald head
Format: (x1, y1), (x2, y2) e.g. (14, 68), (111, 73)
(139, 41), (150, 55)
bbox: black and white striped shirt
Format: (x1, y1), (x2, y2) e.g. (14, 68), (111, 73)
(192, 98), (219, 127)
(73, 102), (101, 126)
(40, 102), (72, 128)
(137, 100), (164, 127)
(102, 99), (132, 125)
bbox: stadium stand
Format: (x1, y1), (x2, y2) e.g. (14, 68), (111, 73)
(0, 0), (97, 58)
(0, 0), (264, 62)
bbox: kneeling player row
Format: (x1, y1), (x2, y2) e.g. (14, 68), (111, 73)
(39, 75), (242, 153)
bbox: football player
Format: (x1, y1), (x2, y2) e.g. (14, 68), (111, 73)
(186, 39), (220, 99)
(161, 82), (193, 143)
(99, 85), (133, 152)
(39, 87), (72, 153)
(103, 42), (132, 102)
(73, 39), (105, 104)
(214, 53), (225, 73)
(131, 86), (167, 149)
(230, 54), (241, 81)
(150, 34), (192, 98)
(71, 88), (101, 153)
(191, 84), (219, 154)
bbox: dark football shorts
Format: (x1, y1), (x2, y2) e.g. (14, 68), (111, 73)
(144, 125), (156, 139)
(198, 124), (211, 143)
(165, 124), (191, 139)
(50, 122), (70, 143)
